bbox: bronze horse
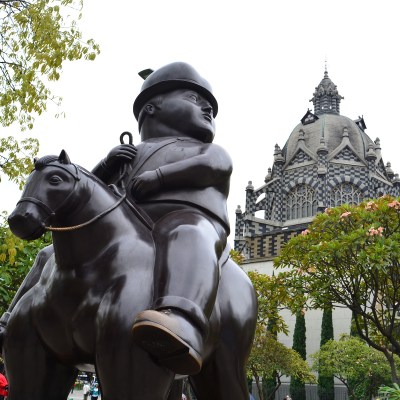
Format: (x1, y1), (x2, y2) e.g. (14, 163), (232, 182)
(6, 151), (257, 400)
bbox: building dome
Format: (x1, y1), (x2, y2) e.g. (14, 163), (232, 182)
(283, 113), (374, 163)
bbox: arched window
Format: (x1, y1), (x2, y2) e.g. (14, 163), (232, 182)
(286, 184), (317, 220)
(329, 183), (363, 207)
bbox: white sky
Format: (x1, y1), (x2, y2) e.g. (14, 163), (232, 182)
(2, 0), (400, 246)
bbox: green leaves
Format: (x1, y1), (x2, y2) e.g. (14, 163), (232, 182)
(248, 270), (295, 335)
(312, 335), (392, 398)
(0, 0), (99, 197)
(0, 0), (100, 130)
(246, 270), (315, 400)
(248, 329), (315, 382)
(247, 328), (315, 400)
(275, 196), (400, 381)
(0, 135), (39, 189)
(379, 383), (400, 400)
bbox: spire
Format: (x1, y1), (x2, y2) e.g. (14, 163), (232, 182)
(310, 66), (344, 116)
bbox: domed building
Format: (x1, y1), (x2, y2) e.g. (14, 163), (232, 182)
(235, 68), (400, 261)
(235, 69), (400, 399)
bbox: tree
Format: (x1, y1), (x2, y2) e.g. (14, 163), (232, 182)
(229, 248), (246, 265)
(0, 0), (100, 188)
(247, 328), (315, 400)
(290, 310), (306, 400)
(318, 306), (334, 400)
(246, 271), (315, 400)
(0, 0), (100, 131)
(275, 196), (400, 383)
(311, 335), (393, 399)
(247, 270), (294, 335)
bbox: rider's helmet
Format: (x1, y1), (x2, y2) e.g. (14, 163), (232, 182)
(133, 62), (218, 120)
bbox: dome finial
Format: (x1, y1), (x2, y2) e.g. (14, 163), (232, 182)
(311, 61), (343, 115)
(324, 57), (329, 78)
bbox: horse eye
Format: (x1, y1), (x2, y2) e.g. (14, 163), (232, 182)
(49, 175), (63, 185)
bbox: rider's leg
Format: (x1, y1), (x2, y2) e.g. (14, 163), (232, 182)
(189, 258), (257, 400)
(132, 210), (226, 375)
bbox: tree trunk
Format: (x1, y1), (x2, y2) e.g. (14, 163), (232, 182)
(386, 352), (400, 384)
(253, 373), (264, 400)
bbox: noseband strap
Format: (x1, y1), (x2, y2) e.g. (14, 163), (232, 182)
(17, 197), (55, 217)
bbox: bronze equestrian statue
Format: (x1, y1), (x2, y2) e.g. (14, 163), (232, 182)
(5, 62), (257, 400)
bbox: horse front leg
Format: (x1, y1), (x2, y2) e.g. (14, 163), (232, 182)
(0, 245), (53, 351)
(4, 291), (78, 400)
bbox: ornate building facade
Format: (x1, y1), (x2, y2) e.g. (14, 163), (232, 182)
(235, 69), (400, 398)
(235, 69), (400, 261)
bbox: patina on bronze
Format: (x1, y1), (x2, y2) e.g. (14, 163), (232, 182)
(5, 62), (257, 400)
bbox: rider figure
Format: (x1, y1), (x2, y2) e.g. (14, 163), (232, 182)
(92, 62), (232, 375)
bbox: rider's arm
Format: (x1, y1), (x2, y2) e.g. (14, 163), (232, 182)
(92, 144), (137, 185)
(158, 143), (232, 188)
(130, 143), (232, 198)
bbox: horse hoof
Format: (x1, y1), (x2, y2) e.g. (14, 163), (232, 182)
(132, 309), (204, 375)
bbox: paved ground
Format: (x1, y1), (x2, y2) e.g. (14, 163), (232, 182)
(68, 388), (101, 400)
(68, 389), (84, 399)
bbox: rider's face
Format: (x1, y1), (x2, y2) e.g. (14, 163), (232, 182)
(154, 89), (215, 142)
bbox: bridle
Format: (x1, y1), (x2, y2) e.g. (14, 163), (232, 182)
(17, 162), (127, 232)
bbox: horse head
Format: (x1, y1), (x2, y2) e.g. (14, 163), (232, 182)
(8, 150), (83, 240)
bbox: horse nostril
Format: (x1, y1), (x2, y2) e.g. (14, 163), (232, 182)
(8, 212), (27, 232)
(8, 210), (44, 240)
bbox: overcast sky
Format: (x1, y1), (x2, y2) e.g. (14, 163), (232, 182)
(2, 0), (400, 245)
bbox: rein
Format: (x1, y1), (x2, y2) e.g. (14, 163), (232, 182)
(45, 194), (127, 232)
(21, 157), (153, 234)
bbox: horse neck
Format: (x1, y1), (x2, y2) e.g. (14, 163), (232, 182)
(57, 172), (115, 223)
(51, 176), (127, 264)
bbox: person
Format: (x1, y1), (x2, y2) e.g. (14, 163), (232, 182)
(92, 62), (232, 375)
(90, 383), (100, 400)
(83, 381), (91, 400)
(0, 372), (8, 400)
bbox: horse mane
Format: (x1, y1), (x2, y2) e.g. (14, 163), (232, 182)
(34, 155), (59, 170)
(33, 154), (111, 191)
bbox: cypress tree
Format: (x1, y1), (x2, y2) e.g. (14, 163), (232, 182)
(318, 306), (335, 400)
(263, 302), (278, 400)
(290, 310), (306, 400)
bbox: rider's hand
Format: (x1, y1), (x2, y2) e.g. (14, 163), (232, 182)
(104, 144), (137, 172)
(131, 170), (162, 199)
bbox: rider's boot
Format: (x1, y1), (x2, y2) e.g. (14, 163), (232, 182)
(132, 308), (206, 375)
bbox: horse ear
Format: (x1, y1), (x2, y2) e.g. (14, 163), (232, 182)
(59, 150), (71, 164)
